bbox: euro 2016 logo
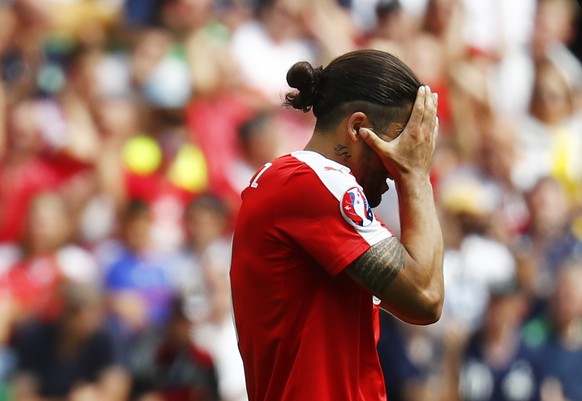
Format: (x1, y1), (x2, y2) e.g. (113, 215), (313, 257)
(341, 187), (374, 227)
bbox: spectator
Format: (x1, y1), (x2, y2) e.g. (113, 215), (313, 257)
(376, 312), (425, 401)
(366, 0), (408, 52)
(0, 1), (579, 400)
(531, 0), (581, 62)
(523, 260), (582, 401)
(11, 283), (129, 401)
(0, 191), (99, 328)
(455, 279), (543, 401)
(513, 57), (582, 195)
(513, 177), (580, 306)
(0, 100), (63, 242)
(229, 0), (317, 103)
(102, 199), (174, 356)
(438, 175), (519, 334)
(227, 110), (283, 197)
(173, 195), (247, 401)
(128, 298), (220, 401)
(173, 195), (232, 329)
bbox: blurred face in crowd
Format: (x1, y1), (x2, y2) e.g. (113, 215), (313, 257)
(484, 290), (526, 333)
(7, 101), (40, 155)
(241, 114), (281, 169)
(477, 118), (517, 184)
(0, 7), (17, 53)
(532, 0), (576, 53)
(424, 0), (456, 36)
(184, 200), (228, 252)
(132, 29), (172, 85)
(68, 50), (104, 102)
(123, 208), (152, 253)
(68, 298), (105, 339)
(404, 34), (445, 85)
(260, 0), (304, 43)
(376, 7), (406, 43)
(161, 0), (214, 31)
(26, 193), (71, 255)
(166, 305), (193, 347)
(95, 98), (139, 140)
(61, 285), (106, 340)
(530, 62), (573, 124)
(551, 264), (582, 330)
(526, 177), (570, 237)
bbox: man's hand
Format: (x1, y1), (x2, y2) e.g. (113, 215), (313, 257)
(349, 85), (444, 325)
(358, 85), (439, 181)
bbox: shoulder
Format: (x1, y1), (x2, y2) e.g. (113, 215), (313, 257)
(258, 152), (362, 209)
(285, 151), (359, 195)
(244, 152), (354, 193)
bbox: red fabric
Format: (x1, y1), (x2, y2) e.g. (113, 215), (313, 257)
(0, 255), (63, 321)
(185, 93), (254, 200)
(0, 158), (62, 242)
(125, 171), (192, 206)
(230, 153), (388, 401)
(154, 343), (216, 401)
(430, 79), (451, 133)
(48, 151), (93, 182)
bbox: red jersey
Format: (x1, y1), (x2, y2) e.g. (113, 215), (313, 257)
(230, 151), (392, 401)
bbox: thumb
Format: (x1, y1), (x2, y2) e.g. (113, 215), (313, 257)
(358, 128), (393, 152)
(358, 127), (379, 145)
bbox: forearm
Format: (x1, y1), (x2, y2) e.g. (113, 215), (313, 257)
(393, 174), (444, 320)
(397, 175), (443, 274)
(352, 85), (443, 323)
(345, 175), (444, 324)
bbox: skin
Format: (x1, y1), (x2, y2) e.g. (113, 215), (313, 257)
(304, 86), (444, 325)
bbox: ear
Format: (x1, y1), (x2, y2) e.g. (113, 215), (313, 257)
(346, 112), (370, 143)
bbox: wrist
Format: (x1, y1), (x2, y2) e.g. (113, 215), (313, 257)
(394, 173), (433, 197)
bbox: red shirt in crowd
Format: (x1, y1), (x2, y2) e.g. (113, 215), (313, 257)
(0, 254), (64, 321)
(230, 151), (392, 401)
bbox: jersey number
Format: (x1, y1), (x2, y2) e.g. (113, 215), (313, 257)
(250, 162), (273, 188)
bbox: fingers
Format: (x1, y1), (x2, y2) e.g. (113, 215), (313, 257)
(358, 127), (384, 152)
(421, 86), (438, 135)
(432, 117), (440, 151)
(430, 91), (439, 140)
(408, 86), (427, 128)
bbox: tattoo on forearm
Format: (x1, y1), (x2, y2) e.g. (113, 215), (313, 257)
(334, 145), (352, 160)
(346, 237), (404, 295)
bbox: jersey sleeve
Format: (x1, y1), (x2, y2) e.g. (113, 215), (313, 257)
(276, 156), (392, 277)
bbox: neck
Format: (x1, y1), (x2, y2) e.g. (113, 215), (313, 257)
(304, 131), (355, 169)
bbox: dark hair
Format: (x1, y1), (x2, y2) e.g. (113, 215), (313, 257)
(185, 193), (229, 219)
(238, 110), (272, 148)
(122, 198), (150, 222)
(285, 49), (422, 132)
(376, 0), (402, 15)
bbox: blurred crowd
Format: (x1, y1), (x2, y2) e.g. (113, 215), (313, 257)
(0, 0), (581, 400)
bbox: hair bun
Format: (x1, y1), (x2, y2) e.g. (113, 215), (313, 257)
(285, 61), (323, 112)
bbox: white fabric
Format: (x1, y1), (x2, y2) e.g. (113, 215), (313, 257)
(441, 235), (517, 331)
(229, 21), (316, 103)
(291, 150), (392, 246)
